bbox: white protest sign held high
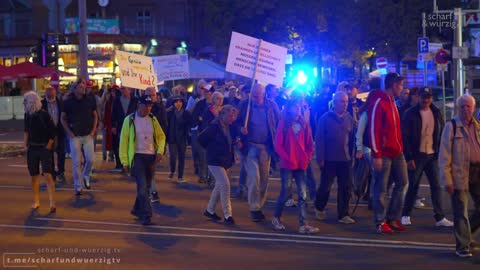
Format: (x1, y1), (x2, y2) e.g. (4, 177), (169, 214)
(116, 50), (156, 90)
(226, 31), (287, 87)
(152, 54), (189, 81)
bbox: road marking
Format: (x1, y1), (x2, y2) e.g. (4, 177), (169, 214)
(0, 141), (23, 144)
(8, 164), (27, 168)
(243, 177), (431, 188)
(0, 185), (105, 192)
(35, 217), (454, 248)
(0, 224), (454, 251)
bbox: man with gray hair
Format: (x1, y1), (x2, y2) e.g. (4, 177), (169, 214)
(237, 83), (280, 222)
(439, 94), (480, 258)
(315, 91), (356, 224)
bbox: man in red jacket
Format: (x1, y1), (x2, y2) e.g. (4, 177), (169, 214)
(368, 73), (409, 234)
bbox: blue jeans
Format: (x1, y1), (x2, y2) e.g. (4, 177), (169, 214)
(306, 163), (316, 201)
(245, 143), (271, 211)
(372, 154), (408, 225)
(274, 169), (307, 226)
(315, 161), (352, 219)
(402, 154), (445, 221)
(70, 135), (94, 191)
(131, 154), (156, 219)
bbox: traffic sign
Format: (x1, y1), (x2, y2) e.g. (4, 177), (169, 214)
(418, 38), (429, 54)
(435, 49), (450, 65)
(437, 64), (448, 72)
(376, 57), (388, 69)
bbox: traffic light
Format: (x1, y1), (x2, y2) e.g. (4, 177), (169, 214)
(44, 43), (57, 67)
(31, 44), (43, 66)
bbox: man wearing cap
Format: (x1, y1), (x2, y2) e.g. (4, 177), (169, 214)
(368, 73), (409, 234)
(400, 87), (453, 227)
(119, 95), (166, 226)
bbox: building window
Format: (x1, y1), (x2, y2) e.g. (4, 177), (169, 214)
(136, 8), (152, 36)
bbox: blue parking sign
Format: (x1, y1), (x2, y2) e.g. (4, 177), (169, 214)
(418, 38), (429, 54)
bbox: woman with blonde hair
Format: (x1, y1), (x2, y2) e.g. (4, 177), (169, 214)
(23, 91), (57, 213)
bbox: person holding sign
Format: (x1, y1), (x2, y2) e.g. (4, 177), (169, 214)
(237, 83), (280, 222)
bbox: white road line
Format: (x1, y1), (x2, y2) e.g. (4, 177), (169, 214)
(0, 141), (23, 144)
(0, 185), (105, 192)
(242, 177), (431, 187)
(8, 165), (27, 168)
(0, 224), (453, 251)
(35, 217), (454, 248)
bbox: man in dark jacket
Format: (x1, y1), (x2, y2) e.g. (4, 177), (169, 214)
(111, 87), (138, 171)
(401, 87), (453, 227)
(41, 87), (66, 182)
(236, 83), (280, 222)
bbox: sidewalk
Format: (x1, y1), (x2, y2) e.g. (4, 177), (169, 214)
(0, 121), (24, 157)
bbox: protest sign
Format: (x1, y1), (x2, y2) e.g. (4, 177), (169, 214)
(116, 50), (156, 90)
(152, 54), (190, 81)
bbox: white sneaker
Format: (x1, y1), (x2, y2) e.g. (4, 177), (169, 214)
(177, 178), (186, 184)
(299, 225), (319, 234)
(436, 218), (454, 227)
(401, 216), (412, 226)
(271, 217), (286, 230)
(414, 198), (425, 209)
(315, 210), (326, 220)
(338, 216), (356, 224)
(284, 198), (296, 207)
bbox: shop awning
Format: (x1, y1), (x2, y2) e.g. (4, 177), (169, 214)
(8, 62), (74, 78)
(0, 65), (17, 80)
(189, 58), (225, 79)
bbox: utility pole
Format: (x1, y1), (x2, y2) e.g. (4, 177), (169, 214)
(454, 8), (464, 98)
(422, 12), (427, 86)
(78, 0), (88, 79)
(55, 0), (60, 70)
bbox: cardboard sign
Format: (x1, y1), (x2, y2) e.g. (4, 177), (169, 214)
(152, 54), (190, 81)
(116, 50), (156, 90)
(226, 32), (287, 87)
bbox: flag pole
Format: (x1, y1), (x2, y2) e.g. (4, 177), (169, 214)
(244, 39), (263, 128)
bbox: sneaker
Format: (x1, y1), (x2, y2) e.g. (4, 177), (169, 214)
(75, 189), (82, 196)
(298, 225), (319, 234)
(338, 216), (356, 224)
(141, 217), (153, 226)
(435, 218), (454, 227)
(150, 192), (160, 203)
(198, 176), (207, 183)
(455, 250), (473, 258)
(376, 222), (394, 234)
(471, 241), (479, 251)
(414, 198), (425, 209)
(388, 219), (407, 232)
(177, 178), (186, 184)
(224, 216), (235, 225)
(271, 217), (286, 230)
(401, 216), (412, 226)
(57, 173), (66, 183)
(315, 210), (326, 220)
(83, 177), (91, 190)
(168, 173), (174, 181)
(284, 198), (296, 207)
(203, 210), (221, 221)
(250, 211), (265, 222)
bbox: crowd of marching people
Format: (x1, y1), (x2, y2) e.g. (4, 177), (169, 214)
(22, 73), (480, 258)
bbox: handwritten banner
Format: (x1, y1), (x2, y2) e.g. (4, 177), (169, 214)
(226, 31), (287, 87)
(116, 50), (156, 90)
(152, 54), (190, 81)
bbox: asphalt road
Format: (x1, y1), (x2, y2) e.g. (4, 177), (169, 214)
(0, 148), (479, 270)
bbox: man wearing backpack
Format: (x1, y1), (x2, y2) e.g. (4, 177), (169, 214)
(439, 94), (480, 258)
(400, 87), (453, 227)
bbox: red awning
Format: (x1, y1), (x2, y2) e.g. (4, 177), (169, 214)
(8, 62), (48, 78)
(0, 65), (17, 80)
(8, 62), (75, 78)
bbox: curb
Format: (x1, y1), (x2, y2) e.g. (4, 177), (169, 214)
(0, 150), (24, 158)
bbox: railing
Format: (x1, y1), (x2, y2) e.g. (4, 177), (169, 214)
(0, 96), (24, 120)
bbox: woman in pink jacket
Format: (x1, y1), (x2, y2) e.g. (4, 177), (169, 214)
(271, 100), (319, 234)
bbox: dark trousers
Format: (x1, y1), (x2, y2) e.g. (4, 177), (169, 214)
(451, 165), (480, 251)
(131, 154), (156, 219)
(113, 133), (122, 169)
(55, 134), (66, 174)
(315, 161), (352, 219)
(168, 143), (186, 178)
(402, 154), (445, 221)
